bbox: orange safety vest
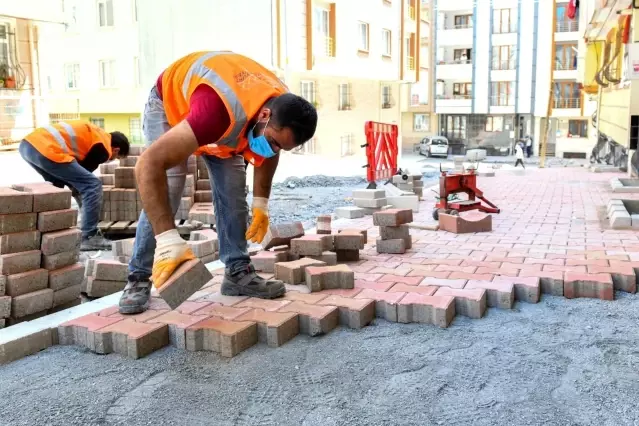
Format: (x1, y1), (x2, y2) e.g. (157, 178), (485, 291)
(24, 120), (113, 164)
(160, 51), (289, 167)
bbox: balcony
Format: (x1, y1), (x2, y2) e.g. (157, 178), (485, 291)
(436, 24), (473, 47)
(406, 56), (415, 71)
(556, 21), (579, 33)
(436, 95), (471, 113)
(554, 59), (578, 80)
(436, 59), (472, 80)
(554, 97), (581, 109)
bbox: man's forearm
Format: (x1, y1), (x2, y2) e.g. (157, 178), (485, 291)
(136, 155), (175, 235)
(253, 154), (279, 199)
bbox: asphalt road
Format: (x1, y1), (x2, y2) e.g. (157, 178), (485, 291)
(2, 291), (639, 426)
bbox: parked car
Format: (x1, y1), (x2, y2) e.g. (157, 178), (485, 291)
(419, 136), (449, 158)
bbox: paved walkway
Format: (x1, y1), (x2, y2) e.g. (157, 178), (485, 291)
(49, 166), (639, 359)
(4, 166), (639, 425)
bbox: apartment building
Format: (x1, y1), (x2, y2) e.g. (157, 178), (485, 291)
(38, 0), (143, 142)
(434, 0), (595, 158)
(35, 0), (433, 158)
(580, 0), (637, 172)
(0, 2), (72, 145)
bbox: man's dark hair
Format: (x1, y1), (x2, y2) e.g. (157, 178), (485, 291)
(269, 93), (318, 145)
(110, 131), (130, 157)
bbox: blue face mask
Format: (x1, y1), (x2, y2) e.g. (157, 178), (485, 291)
(248, 119), (276, 158)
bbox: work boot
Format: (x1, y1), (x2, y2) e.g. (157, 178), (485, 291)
(80, 232), (112, 251)
(221, 265), (286, 299)
(119, 280), (151, 314)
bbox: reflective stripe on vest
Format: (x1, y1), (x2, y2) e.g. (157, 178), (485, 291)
(181, 52), (248, 148)
(44, 125), (70, 154)
(59, 122), (80, 158)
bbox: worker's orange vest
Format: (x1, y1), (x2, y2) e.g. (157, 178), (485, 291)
(161, 51), (289, 166)
(24, 121), (112, 164)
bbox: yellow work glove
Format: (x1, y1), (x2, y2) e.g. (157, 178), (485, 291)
(151, 229), (196, 289)
(246, 197), (269, 244)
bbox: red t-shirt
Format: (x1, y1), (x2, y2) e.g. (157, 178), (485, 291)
(156, 72), (231, 147)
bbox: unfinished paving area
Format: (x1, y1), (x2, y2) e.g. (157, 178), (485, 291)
(4, 166), (639, 424)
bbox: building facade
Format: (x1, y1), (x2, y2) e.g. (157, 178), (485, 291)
(37, 0), (434, 157)
(0, 1), (75, 145)
(434, 0), (595, 158)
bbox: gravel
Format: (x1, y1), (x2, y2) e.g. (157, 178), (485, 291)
(3, 293), (639, 425)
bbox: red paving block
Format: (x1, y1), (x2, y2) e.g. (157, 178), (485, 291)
(0, 187), (33, 214)
(373, 209), (413, 226)
(587, 265), (636, 293)
(448, 272), (494, 281)
(12, 183), (71, 212)
(0, 296), (10, 318)
(156, 259), (213, 309)
(92, 260), (128, 282)
(388, 283), (437, 295)
(42, 250), (79, 271)
(333, 231), (365, 251)
(566, 258), (609, 267)
(236, 309), (300, 347)
(334, 249), (359, 262)
(175, 300), (212, 315)
(192, 303), (252, 320)
(439, 212), (492, 234)
(11, 289), (53, 318)
(0, 213), (37, 235)
(354, 273), (383, 281)
(465, 280), (514, 309)
(543, 264), (587, 274)
(492, 276), (541, 303)
(564, 273), (614, 301)
(355, 289), (406, 322)
(434, 287), (486, 319)
(518, 270), (564, 296)
(0, 230), (40, 255)
(48, 263), (84, 291)
(282, 291), (328, 304)
(40, 228), (81, 256)
(407, 269), (452, 279)
(369, 266), (411, 276)
(274, 257), (326, 284)
(304, 264), (354, 292)
(6, 268), (48, 296)
(277, 301), (340, 336)
(375, 238), (407, 254)
(354, 279), (394, 292)
(37, 209), (78, 233)
(58, 313), (124, 347)
(106, 309), (169, 323)
(396, 293), (455, 328)
(197, 292), (248, 306)
(377, 274), (423, 286)
(185, 317), (257, 357)
(87, 318), (169, 358)
(147, 310), (210, 349)
(435, 264), (476, 274)
(317, 295), (375, 328)
(236, 297), (292, 312)
(419, 277), (467, 289)
(251, 250), (288, 273)
(290, 234), (333, 256)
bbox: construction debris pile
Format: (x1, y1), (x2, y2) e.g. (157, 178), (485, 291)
(0, 183), (84, 328)
(98, 146), (215, 226)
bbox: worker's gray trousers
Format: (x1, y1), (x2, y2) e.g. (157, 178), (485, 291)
(127, 87), (251, 282)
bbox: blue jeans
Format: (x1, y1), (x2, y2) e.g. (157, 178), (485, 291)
(19, 140), (102, 239)
(127, 87), (251, 282)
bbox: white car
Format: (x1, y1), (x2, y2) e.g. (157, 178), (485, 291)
(419, 136), (449, 158)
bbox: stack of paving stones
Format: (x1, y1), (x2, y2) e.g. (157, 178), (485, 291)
(84, 259), (128, 298)
(335, 189), (387, 219)
(188, 229), (220, 264)
(374, 208), (414, 254)
(99, 147), (199, 223)
(0, 183), (84, 328)
(111, 238), (135, 264)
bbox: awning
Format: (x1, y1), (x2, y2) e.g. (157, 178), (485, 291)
(584, 0), (633, 41)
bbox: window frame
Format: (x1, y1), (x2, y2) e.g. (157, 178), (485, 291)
(338, 83), (351, 110)
(358, 21), (370, 52)
(490, 81), (514, 106)
(97, 0), (115, 27)
(300, 80), (316, 104)
(413, 113), (430, 132)
(98, 59), (117, 89)
(491, 45), (515, 70)
(64, 63), (80, 91)
(381, 29), (392, 57)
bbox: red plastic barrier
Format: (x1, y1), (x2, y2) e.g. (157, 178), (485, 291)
(364, 121), (398, 183)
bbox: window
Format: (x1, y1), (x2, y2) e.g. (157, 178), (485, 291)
(97, 0), (114, 27)
(381, 85), (392, 108)
(313, 7), (332, 57)
(490, 82), (515, 106)
(338, 83), (351, 110)
(568, 120), (587, 138)
(491, 45), (515, 70)
(129, 117), (142, 143)
(454, 15), (472, 29)
(0, 22), (11, 68)
(64, 63), (80, 90)
(554, 82), (581, 108)
(133, 56), (140, 87)
(414, 114), (430, 132)
(555, 43), (577, 70)
(454, 48), (471, 63)
(453, 83), (472, 98)
(89, 117), (105, 128)
(382, 29), (392, 57)
(99, 60), (116, 88)
(493, 8), (517, 34)
(358, 22), (369, 52)
(485, 116), (505, 132)
(300, 81), (316, 104)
